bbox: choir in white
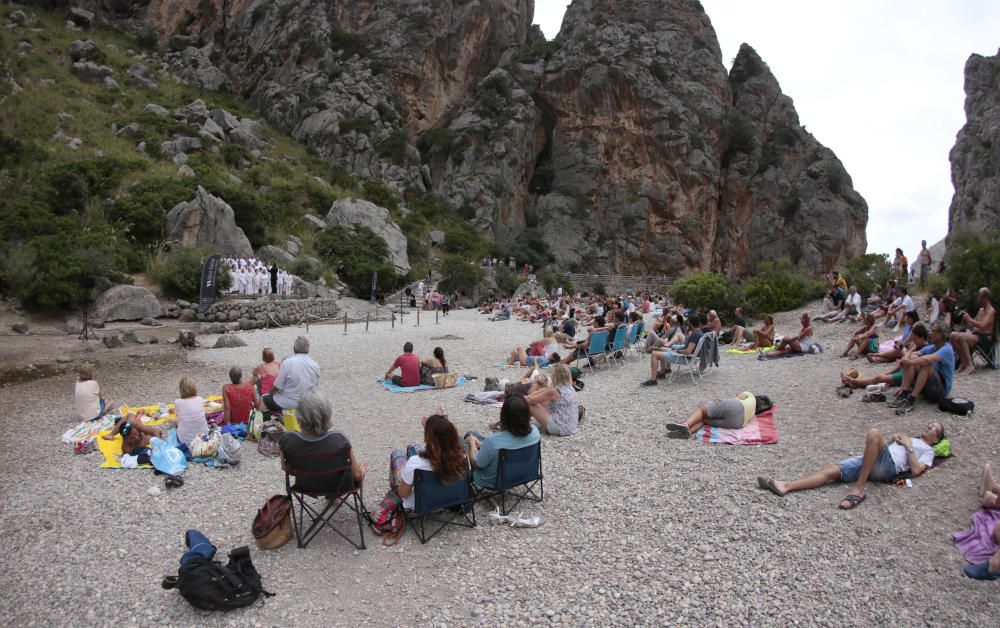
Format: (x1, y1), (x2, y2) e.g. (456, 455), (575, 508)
(222, 257), (294, 297)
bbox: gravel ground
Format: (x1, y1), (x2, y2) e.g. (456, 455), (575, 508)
(1, 304), (998, 626)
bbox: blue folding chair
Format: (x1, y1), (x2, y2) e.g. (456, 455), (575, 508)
(608, 325), (628, 367)
(475, 442), (543, 515)
(576, 330), (609, 370)
(407, 468), (476, 544)
(623, 324), (639, 360)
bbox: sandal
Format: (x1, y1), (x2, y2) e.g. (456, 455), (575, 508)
(838, 493), (866, 510)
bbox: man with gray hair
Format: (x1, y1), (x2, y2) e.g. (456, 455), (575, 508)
(259, 336), (320, 413)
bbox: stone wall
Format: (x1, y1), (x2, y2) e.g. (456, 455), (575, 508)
(164, 298), (340, 328)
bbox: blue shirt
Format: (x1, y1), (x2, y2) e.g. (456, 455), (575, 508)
(472, 426), (540, 489)
(563, 320), (576, 337)
(919, 342), (955, 395)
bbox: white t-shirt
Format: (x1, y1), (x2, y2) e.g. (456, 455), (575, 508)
(893, 295), (915, 312)
(846, 292), (862, 312)
(175, 396), (208, 446)
(400, 455), (433, 510)
(74, 380), (101, 420)
(887, 438), (935, 474)
(927, 298), (940, 324)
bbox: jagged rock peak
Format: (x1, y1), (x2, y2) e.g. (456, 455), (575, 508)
(948, 48), (1000, 238)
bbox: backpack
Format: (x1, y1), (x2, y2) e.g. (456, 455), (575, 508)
(258, 421), (285, 457)
(252, 495), (292, 550)
(368, 490), (405, 546)
(247, 408), (265, 441)
(939, 397), (974, 416)
(173, 546), (272, 611)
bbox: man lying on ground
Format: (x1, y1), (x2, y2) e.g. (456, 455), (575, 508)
(757, 421), (944, 509)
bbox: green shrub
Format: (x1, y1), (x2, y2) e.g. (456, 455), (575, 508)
(945, 230), (1000, 311)
(671, 272), (734, 313)
(537, 270), (573, 295)
(493, 266), (525, 295)
(152, 247), (211, 300)
(826, 165), (849, 194)
(722, 110), (756, 165)
(438, 255), (482, 295)
(844, 253), (892, 300)
(315, 224), (396, 294)
(592, 284), (607, 296)
(43, 157), (146, 214)
(376, 128), (409, 164)
(512, 39), (560, 65)
(362, 179), (399, 212)
(737, 260), (824, 317)
(417, 127), (457, 156)
(441, 222), (487, 258)
(107, 177), (195, 249)
(329, 28), (371, 59)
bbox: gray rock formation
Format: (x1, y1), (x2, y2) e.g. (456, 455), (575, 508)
(68, 7), (95, 29)
(257, 245), (295, 266)
(165, 186), (253, 256)
(325, 198), (410, 274)
(70, 61), (113, 82)
(213, 334), (247, 348)
(91, 285), (163, 321)
(948, 49), (1000, 238)
(126, 63), (158, 90)
(177, 329), (197, 347)
(68, 39), (96, 61)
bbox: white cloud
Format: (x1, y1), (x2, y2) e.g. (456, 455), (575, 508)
(533, 0), (1000, 259)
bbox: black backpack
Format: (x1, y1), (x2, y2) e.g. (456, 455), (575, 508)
(172, 546), (272, 611)
(939, 397), (974, 416)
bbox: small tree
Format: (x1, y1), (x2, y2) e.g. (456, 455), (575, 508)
(671, 272), (734, 314)
(439, 255), (483, 294)
(946, 230), (1000, 311)
(844, 253), (892, 299)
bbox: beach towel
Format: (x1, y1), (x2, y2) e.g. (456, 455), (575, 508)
(727, 346), (774, 355)
(63, 415), (117, 446)
(954, 509), (1000, 564)
(464, 391), (505, 408)
(378, 377), (466, 393)
(119, 396), (224, 423)
(693, 407), (778, 445)
(96, 425), (178, 469)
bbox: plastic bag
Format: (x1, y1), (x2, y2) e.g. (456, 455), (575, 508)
(151, 436), (188, 475)
(216, 433), (242, 466)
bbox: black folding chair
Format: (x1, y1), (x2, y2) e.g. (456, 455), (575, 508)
(407, 469), (476, 544)
(284, 443), (366, 549)
(476, 442), (543, 515)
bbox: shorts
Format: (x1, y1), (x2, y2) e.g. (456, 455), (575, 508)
(705, 399), (745, 429)
(891, 369), (903, 387)
(867, 337), (879, 353)
(838, 446), (897, 483)
(922, 371), (947, 403)
(657, 350), (690, 365)
(975, 332), (993, 354)
(525, 356), (550, 367)
(261, 394), (282, 412)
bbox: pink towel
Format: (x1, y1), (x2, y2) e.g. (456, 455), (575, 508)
(953, 508), (1000, 564)
(693, 407), (778, 445)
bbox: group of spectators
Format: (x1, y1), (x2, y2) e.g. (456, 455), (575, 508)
(222, 257), (294, 297)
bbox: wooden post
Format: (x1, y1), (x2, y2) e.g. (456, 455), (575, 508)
(365, 311), (370, 332)
(416, 307), (420, 327)
(391, 312), (395, 330)
(343, 312), (348, 335)
(435, 309), (439, 325)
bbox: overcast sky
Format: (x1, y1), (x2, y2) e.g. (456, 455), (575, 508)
(534, 1), (1000, 260)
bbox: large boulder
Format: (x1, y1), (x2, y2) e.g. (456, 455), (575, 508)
(213, 334), (247, 348)
(165, 186), (253, 257)
(325, 198), (410, 274)
(91, 285), (162, 322)
(257, 245), (295, 266)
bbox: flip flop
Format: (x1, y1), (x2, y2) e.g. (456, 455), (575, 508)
(838, 493), (866, 510)
(665, 422), (688, 433)
(757, 476), (784, 497)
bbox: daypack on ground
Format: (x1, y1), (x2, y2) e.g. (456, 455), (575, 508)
(166, 531), (272, 611)
(939, 397), (974, 415)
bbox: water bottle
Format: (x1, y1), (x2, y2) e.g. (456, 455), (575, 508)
(866, 383), (887, 394)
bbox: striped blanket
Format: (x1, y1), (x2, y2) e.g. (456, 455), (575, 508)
(692, 407), (778, 445)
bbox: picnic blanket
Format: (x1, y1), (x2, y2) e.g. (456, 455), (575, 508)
(119, 396), (223, 423)
(378, 377), (467, 393)
(96, 422), (179, 469)
(62, 415), (117, 446)
(692, 407), (778, 445)
(727, 346), (774, 355)
(954, 508), (1000, 564)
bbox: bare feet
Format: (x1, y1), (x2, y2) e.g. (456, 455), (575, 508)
(960, 366), (976, 376)
(757, 477), (786, 496)
(983, 463), (997, 497)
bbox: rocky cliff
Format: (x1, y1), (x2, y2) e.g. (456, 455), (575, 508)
(948, 48), (1000, 238)
(77, 0), (867, 277)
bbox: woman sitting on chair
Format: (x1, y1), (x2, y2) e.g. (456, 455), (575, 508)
(395, 414), (468, 510)
(466, 396), (541, 488)
(278, 390), (367, 485)
(524, 364), (579, 436)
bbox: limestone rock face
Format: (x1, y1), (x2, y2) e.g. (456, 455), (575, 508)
(92, 285), (163, 321)
(165, 186), (253, 256)
(948, 49), (1000, 238)
(325, 198), (410, 274)
(716, 44), (867, 275)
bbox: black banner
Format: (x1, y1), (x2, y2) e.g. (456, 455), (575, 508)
(198, 254), (222, 313)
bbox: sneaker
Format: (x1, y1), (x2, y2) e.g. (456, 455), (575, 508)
(666, 422), (688, 432)
(862, 392), (886, 403)
(895, 397), (917, 415)
(640, 379), (658, 386)
(887, 393), (911, 408)
(667, 430), (691, 439)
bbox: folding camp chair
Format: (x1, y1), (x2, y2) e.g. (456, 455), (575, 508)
(668, 332), (717, 385)
(973, 340), (999, 369)
(576, 330), (609, 370)
(475, 442), (543, 515)
(623, 324), (638, 361)
(407, 468), (476, 544)
(608, 325), (628, 367)
(284, 441), (366, 549)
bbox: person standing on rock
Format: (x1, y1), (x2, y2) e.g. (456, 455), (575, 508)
(918, 240), (932, 288)
(258, 336), (320, 413)
(269, 264), (278, 295)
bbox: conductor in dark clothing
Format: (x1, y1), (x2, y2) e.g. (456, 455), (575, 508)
(269, 264), (278, 294)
